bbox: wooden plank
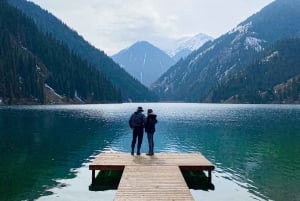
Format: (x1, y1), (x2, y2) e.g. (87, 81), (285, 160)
(114, 165), (194, 201)
(89, 153), (215, 200)
(89, 153), (214, 171)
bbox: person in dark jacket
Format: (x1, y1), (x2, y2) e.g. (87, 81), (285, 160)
(144, 109), (157, 156)
(129, 106), (145, 155)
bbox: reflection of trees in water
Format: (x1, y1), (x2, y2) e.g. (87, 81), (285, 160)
(0, 108), (117, 201)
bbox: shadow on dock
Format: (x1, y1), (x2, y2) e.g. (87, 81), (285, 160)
(89, 170), (214, 191)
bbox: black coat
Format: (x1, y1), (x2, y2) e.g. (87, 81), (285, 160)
(145, 114), (157, 133)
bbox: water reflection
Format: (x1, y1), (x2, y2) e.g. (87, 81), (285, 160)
(0, 103), (299, 201)
(37, 163), (116, 201)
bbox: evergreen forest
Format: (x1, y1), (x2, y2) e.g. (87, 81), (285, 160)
(7, 0), (158, 102)
(208, 38), (300, 103)
(0, 0), (122, 104)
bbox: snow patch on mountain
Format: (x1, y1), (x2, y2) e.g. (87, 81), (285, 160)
(189, 45), (215, 66)
(45, 83), (62, 98)
(143, 53), (147, 66)
(262, 51), (279, 63)
(174, 34), (212, 54)
(165, 33), (214, 60)
(230, 22), (253, 45)
(245, 37), (264, 52)
(229, 22), (252, 35)
(223, 64), (237, 78)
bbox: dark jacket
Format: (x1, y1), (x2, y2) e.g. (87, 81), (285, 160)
(129, 111), (145, 128)
(145, 114), (157, 133)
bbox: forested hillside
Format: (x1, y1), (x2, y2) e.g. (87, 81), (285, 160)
(0, 0), (122, 104)
(207, 38), (300, 103)
(151, 0), (300, 102)
(8, 0), (158, 102)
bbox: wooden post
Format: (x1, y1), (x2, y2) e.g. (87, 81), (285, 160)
(92, 169), (95, 184)
(208, 170), (212, 183)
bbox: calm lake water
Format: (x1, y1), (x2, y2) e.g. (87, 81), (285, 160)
(0, 103), (299, 201)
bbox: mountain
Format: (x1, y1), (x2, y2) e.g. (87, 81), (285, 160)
(207, 38), (300, 103)
(112, 41), (176, 87)
(7, 0), (157, 102)
(168, 33), (214, 61)
(151, 0), (300, 102)
(0, 0), (121, 104)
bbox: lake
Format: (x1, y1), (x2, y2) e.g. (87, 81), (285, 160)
(0, 103), (299, 201)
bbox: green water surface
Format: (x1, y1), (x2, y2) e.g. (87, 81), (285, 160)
(0, 103), (299, 201)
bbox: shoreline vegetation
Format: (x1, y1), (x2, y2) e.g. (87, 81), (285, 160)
(0, 89), (300, 105)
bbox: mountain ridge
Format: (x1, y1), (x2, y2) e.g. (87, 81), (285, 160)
(167, 33), (214, 61)
(207, 38), (300, 103)
(151, 0), (300, 102)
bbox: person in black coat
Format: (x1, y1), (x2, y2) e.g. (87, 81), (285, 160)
(129, 106), (145, 155)
(144, 109), (157, 156)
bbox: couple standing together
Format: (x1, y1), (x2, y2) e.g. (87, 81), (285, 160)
(129, 106), (157, 156)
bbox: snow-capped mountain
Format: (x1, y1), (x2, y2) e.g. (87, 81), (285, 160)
(112, 41), (175, 87)
(168, 33), (214, 61)
(151, 0), (300, 102)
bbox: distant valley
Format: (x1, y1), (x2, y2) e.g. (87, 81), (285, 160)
(111, 34), (213, 87)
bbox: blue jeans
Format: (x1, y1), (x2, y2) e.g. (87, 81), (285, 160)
(147, 132), (154, 154)
(131, 127), (144, 153)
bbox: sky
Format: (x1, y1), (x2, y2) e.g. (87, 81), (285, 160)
(30, 0), (274, 55)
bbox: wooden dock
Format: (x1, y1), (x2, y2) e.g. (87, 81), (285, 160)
(89, 152), (214, 201)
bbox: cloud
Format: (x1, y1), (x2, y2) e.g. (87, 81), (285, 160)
(31, 0), (273, 55)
